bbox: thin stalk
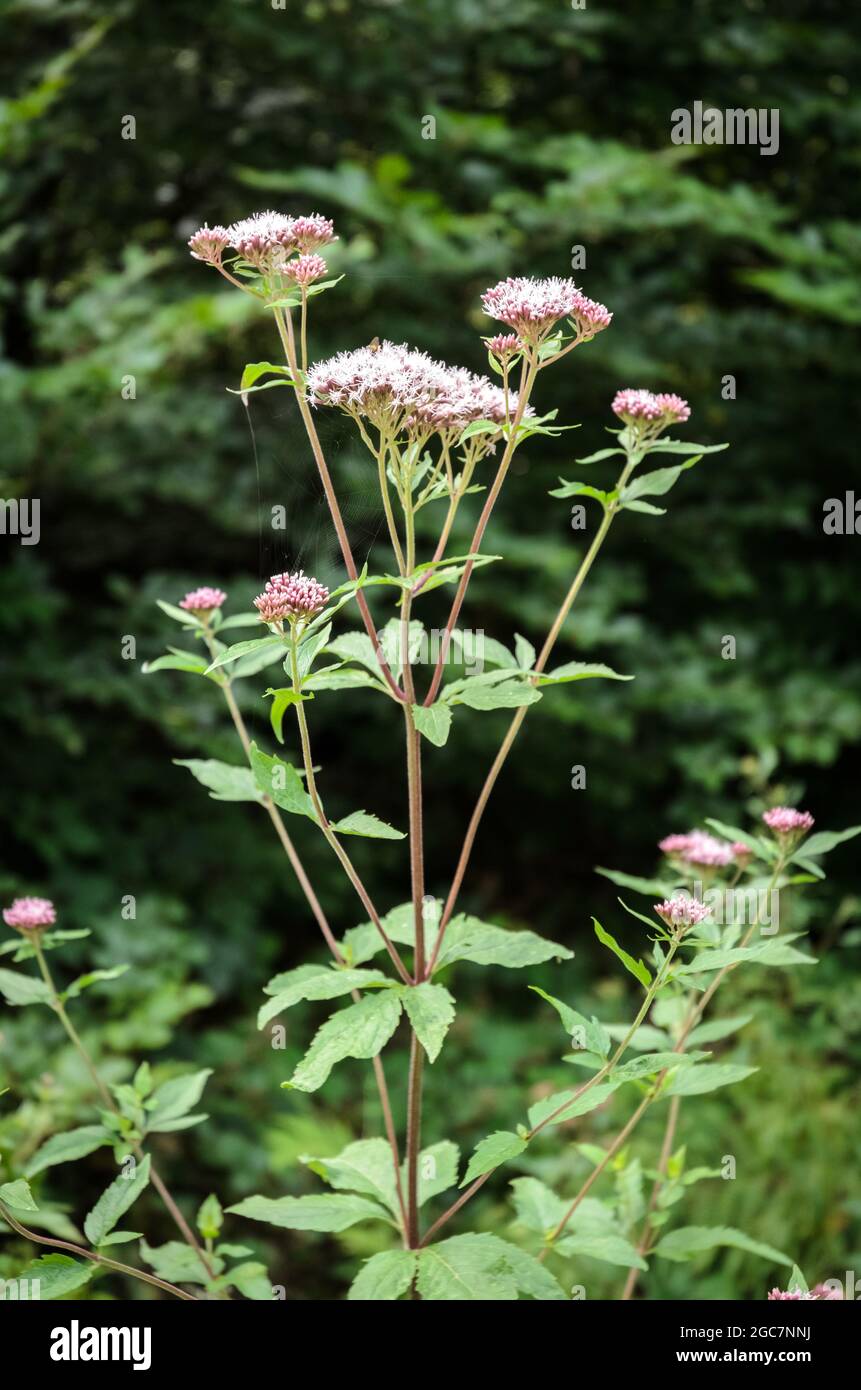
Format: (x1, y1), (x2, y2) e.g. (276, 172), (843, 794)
(422, 358), (538, 706)
(620, 1094), (680, 1299)
(427, 453), (637, 975)
(201, 628), (408, 1233)
(0, 1202), (196, 1301)
(288, 640), (411, 984)
(377, 438), (407, 575)
(31, 939), (215, 1282)
(270, 305), (404, 701)
(405, 1034), (424, 1250)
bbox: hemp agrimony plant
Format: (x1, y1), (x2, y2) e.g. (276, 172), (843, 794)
(2, 210), (856, 1301)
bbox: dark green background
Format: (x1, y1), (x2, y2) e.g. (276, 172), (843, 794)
(1, 0), (859, 1299)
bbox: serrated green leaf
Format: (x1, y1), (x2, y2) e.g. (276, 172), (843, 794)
(286, 992), (404, 1092)
(411, 701), (453, 747)
(536, 661), (633, 686)
(654, 1224), (790, 1266)
(417, 1233), (565, 1300)
(461, 1131), (527, 1186)
(139, 1238), (219, 1284)
(227, 1192), (391, 1232)
(10, 1254), (94, 1299)
(84, 1154), (151, 1245)
(258, 966), (390, 1028)
(249, 743), (316, 819)
(437, 915), (572, 970)
(0, 969), (52, 1007)
(593, 918), (651, 988)
(25, 1125), (113, 1178)
(330, 810), (406, 840)
(527, 1080), (624, 1131)
(204, 636), (284, 674)
(348, 1248), (418, 1301)
(529, 986), (611, 1058)
(175, 758), (262, 803)
(663, 1063), (758, 1096)
(399, 982), (455, 1062)
(0, 1179), (38, 1211)
(145, 1069), (212, 1130)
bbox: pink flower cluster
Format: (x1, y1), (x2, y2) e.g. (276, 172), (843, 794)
(485, 333), (522, 363)
(762, 807), (814, 837)
(654, 897), (712, 929)
(307, 341), (521, 439)
(284, 253), (328, 287)
(659, 830), (734, 868)
(768, 1283), (842, 1300)
(482, 276), (612, 344)
(254, 570), (330, 625)
(180, 586), (227, 616)
(188, 211), (336, 274)
(612, 389), (691, 429)
(3, 897), (56, 931)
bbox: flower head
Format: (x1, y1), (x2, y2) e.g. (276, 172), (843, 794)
(658, 831), (734, 868)
(179, 586), (227, 617)
(484, 333), (522, 364)
(409, 365), (529, 438)
(482, 276), (612, 345)
(307, 341), (453, 431)
(227, 210), (298, 271)
(762, 806), (815, 838)
(767, 1288), (811, 1301)
(288, 214), (336, 252)
(187, 224), (231, 266)
(4, 897), (56, 932)
(284, 254), (328, 287)
(731, 841), (753, 861)
(254, 570), (329, 626)
(612, 388), (691, 433)
(810, 1282), (844, 1300)
(654, 897), (713, 930)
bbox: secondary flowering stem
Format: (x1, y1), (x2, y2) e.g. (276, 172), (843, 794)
(0, 1202), (197, 1301)
(200, 633), (408, 1235)
(31, 939), (215, 1282)
(426, 452), (637, 975)
(287, 640), (412, 985)
(271, 306), (404, 701)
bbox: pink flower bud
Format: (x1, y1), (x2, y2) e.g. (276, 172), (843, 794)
(654, 897), (712, 930)
(254, 571), (330, 625)
(179, 587), (227, 617)
(3, 897), (56, 932)
(285, 254), (328, 286)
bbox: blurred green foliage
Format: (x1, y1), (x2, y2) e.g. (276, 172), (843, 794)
(1, 0), (859, 1299)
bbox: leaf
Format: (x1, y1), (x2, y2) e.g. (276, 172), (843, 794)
(612, 1052), (700, 1081)
(286, 992), (404, 1092)
(646, 439), (728, 456)
(203, 636), (284, 674)
(348, 1249), (418, 1301)
(686, 1015), (752, 1047)
(595, 867), (674, 896)
(330, 810), (406, 840)
(653, 1225), (791, 1267)
(62, 965), (130, 1001)
(142, 652), (209, 676)
(461, 1131), (527, 1187)
(399, 982), (455, 1062)
(556, 1231), (648, 1270)
(417, 1233), (565, 1301)
(411, 1140), (459, 1205)
(249, 744), (316, 820)
(436, 914), (573, 970)
(676, 938), (816, 974)
(622, 499), (666, 515)
(411, 701), (452, 747)
(703, 818), (770, 858)
(227, 1193), (391, 1232)
(156, 598), (201, 626)
(663, 1063), (758, 1096)
(0, 968), (52, 1007)
(305, 1137), (400, 1214)
(84, 1154), (151, 1246)
(593, 918), (652, 988)
(239, 360), (293, 391)
(175, 758), (263, 803)
(573, 446), (627, 464)
(258, 966), (390, 1028)
(448, 674), (542, 710)
(263, 688), (308, 743)
(510, 1176), (567, 1233)
(514, 633), (536, 670)
(196, 1194), (223, 1241)
(800, 825), (861, 857)
(139, 1239), (219, 1285)
(529, 986), (611, 1058)
(25, 1125), (113, 1178)
(11, 1254), (95, 1299)
(145, 1069), (213, 1130)
(536, 661), (633, 686)
(548, 479), (613, 503)
(527, 1081), (624, 1131)
(325, 631), (384, 676)
(621, 458), (699, 501)
(0, 1179), (38, 1211)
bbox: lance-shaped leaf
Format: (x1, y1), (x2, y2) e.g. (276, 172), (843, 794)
(257, 966), (390, 1029)
(145, 1069), (212, 1132)
(285, 991), (404, 1092)
(461, 1131), (528, 1187)
(645, 439), (728, 456)
(398, 982), (455, 1062)
(527, 1080), (625, 1131)
(593, 918), (652, 988)
(620, 457), (700, 503)
(549, 479), (615, 504)
(204, 636), (285, 674)
(143, 651), (210, 676)
(25, 1125), (114, 1178)
(596, 867), (675, 897)
(797, 825), (861, 858)
(249, 744), (317, 820)
(330, 810), (406, 840)
(676, 938), (816, 974)
(84, 1154), (151, 1246)
(227, 1192), (392, 1232)
(653, 1224), (791, 1266)
(529, 986), (611, 1058)
(435, 914), (573, 970)
(348, 1249), (418, 1301)
(662, 1063), (758, 1097)
(175, 758), (263, 803)
(536, 661), (633, 686)
(441, 670), (542, 711)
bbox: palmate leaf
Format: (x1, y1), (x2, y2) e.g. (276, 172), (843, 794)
(285, 991), (404, 1092)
